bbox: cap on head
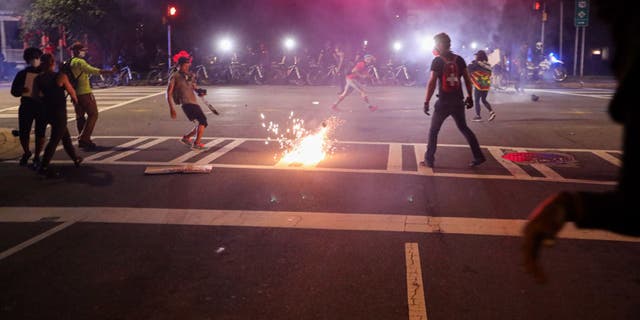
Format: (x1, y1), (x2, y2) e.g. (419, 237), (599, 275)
(364, 54), (374, 60)
(23, 47), (43, 63)
(70, 42), (87, 54)
(474, 50), (488, 62)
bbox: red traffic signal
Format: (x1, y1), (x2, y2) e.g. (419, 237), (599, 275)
(168, 5), (177, 16)
(534, 1), (541, 10)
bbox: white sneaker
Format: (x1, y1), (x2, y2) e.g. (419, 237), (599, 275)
(472, 116), (482, 122)
(488, 111), (496, 121)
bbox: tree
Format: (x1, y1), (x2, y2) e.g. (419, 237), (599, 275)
(22, 0), (157, 64)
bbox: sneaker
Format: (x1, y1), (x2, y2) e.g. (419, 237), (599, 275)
(73, 156), (83, 168)
(37, 166), (61, 179)
(419, 161), (434, 168)
(29, 157), (41, 170)
(368, 105), (378, 112)
(469, 158), (486, 167)
(472, 116), (482, 122)
(78, 140), (97, 150)
(330, 104), (340, 112)
(19, 152), (32, 166)
(180, 136), (193, 146)
(488, 111), (496, 121)
(191, 142), (207, 150)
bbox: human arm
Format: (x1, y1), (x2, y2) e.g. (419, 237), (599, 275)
(10, 70), (26, 97)
(462, 69), (474, 108)
(74, 58), (111, 75)
(424, 71), (437, 115)
(166, 78), (177, 119)
(58, 73), (78, 104)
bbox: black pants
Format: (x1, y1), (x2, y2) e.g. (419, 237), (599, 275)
(18, 101), (46, 141)
(425, 100), (484, 164)
(41, 109), (77, 167)
(473, 88), (493, 116)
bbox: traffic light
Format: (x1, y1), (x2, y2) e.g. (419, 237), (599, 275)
(168, 5), (177, 17)
(533, 1), (542, 11)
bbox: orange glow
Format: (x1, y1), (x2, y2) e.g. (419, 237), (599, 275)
(168, 6), (177, 16)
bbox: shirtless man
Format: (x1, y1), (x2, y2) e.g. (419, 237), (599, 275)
(167, 57), (208, 150)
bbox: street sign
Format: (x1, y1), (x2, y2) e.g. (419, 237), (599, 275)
(575, 0), (589, 27)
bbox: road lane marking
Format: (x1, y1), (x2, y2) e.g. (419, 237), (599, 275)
(1, 207), (638, 243)
(592, 151), (622, 167)
(527, 88), (614, 100)
(387, 143), (403, 172)
(0, 220), (76, 261)
(169, 138), (226, 164)
(99, 137), (169, 163)
(517, 149), (565, 181)
(487, 147), (531, 179)
(66, 91), (165, 123)
(405, 243), (428, 320)
(196, 139), (246, 165)
(414, 144), (434, 175)
(82, 137), (149, 161)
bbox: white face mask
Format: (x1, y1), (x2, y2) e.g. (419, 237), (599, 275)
(79, 51), (87, 58)
(31, 58), (41, 68)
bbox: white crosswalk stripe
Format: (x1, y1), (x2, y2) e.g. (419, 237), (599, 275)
(22, 135), (621, 186)
(527, 88), (614, 100)
(0, 87), (164, 119)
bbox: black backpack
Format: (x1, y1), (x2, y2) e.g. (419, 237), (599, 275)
(60, 57), (82, 89)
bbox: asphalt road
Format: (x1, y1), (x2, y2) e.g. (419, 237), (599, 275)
(1, 84), (638, 320)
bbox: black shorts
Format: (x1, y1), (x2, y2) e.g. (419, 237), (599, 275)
(181, 103), (208, 127)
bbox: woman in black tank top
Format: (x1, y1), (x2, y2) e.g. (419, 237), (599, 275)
(35, 54), (82, 177)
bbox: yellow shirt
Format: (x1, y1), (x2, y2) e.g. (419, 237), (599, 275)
(70, 57), (102, 95)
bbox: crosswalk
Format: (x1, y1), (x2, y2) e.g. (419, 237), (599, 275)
(0, 87), (165, 119)
(527, 88), (615, 100)
(44, 135), (621, 186)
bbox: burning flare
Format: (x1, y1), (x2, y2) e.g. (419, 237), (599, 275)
(262, 113), (339, 166)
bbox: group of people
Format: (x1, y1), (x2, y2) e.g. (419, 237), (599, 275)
(10, 42), (113, 177)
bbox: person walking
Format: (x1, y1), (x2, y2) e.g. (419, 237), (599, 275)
(331, 54), (378, 112)
(167, 56), (209, 150)
(68, 42), (113, 150)
(468, 50), (496, 122)
(10, 47), (46, 167)
(422, 32), (485, 168)
(35, 54), (83, 177)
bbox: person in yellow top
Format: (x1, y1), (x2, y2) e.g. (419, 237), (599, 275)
(69, 42), (113, 150)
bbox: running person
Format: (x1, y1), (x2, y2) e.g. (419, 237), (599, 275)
(468, 50), (495, 121)
(167, 56), (209, 150)
(331, 54), (378, 112)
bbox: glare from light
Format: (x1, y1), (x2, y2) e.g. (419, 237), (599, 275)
(284, 37), (296, 50)
(592, 49), (602, 55)
(418, 36), (434, 52)
(363, 40), (368, 46)
(218, 38), (233, 52)
(470, 42), (478, 50)
(393, 41), (403, 52)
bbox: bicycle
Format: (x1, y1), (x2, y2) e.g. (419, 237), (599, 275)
(146, 63), (172, 86)
(116, 65), (141, 86)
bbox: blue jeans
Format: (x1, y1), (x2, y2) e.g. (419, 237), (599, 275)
(425, 100), (484, 164)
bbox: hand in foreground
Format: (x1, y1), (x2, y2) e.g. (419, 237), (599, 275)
(423, 101), (430, 115)
(522, 192), (574, 283)
(464, 96), (473, 109)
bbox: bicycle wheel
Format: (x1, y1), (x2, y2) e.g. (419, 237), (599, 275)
(146, 70), (166, 86)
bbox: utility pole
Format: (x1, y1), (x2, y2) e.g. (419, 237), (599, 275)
(167, 5), (177, 74)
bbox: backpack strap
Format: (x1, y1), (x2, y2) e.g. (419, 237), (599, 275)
(69, 57), (84, 85)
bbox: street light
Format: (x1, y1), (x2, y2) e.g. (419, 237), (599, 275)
(166, 5), (178, 73)
(392, 41), (403, 52)
(284, 37), (296, 51)
(218, 38), (233, 52)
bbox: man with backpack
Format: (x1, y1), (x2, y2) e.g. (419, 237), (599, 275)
(66, 42), (113, 150)
(421, 32), (485, 168)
